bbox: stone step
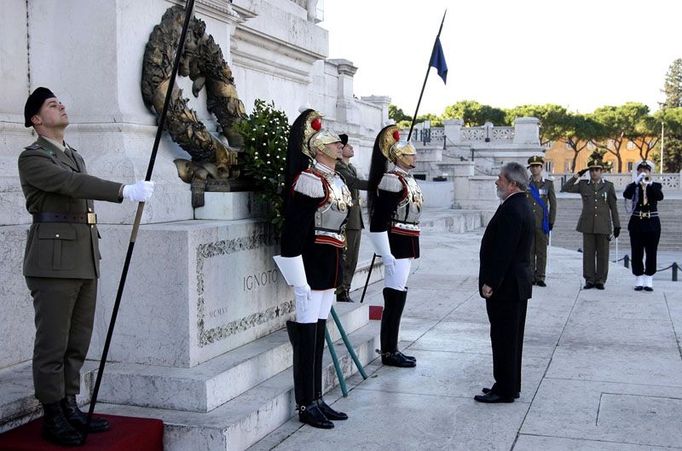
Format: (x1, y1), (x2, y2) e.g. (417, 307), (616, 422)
(0, 302), (371, 431)
(96, 323), (380, 451)
(97, 302), (370, 412)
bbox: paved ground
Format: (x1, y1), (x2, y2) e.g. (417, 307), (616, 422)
(251, 212), (682, 450)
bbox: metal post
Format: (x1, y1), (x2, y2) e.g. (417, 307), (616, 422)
(330, 307), (368, 379)
(324, 327), (348, 397)
(673, 262), (678, 282)
(359, 254), (377, 303)
(624, 254), (629, 269)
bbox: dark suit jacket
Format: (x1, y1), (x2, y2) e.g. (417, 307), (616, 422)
(479, 192), (534, 302)
(18, 136), (123, 279)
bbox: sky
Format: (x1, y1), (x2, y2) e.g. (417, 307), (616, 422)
(320, 0), (682, 117)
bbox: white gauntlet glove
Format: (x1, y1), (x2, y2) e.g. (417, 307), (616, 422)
(368, 231), (396, 277)
(273, 255), (311, 313)
(635, 173), (645, 183)
(122, 181), (155, 202)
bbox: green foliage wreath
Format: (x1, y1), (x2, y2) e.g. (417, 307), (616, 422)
(237, 99), (290, 232)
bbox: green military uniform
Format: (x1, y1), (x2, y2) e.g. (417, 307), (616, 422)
(561, 171), (620, 286)
(18, 136), (123, 403)
(335, 160), (368, 301)
(526, 177), (556, 284)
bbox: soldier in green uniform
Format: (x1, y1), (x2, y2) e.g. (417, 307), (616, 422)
(561, 152), (620, 290)
(335, 134), (368, 303)
(19, 87), (155, 446)
(525, 156), (556, 287)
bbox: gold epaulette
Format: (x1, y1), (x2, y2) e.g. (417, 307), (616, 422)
(293, 170), (325, 198)
(378, 173), (403, 193)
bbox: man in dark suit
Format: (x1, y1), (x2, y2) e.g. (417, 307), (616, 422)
(476, 162), (534, 403)
(335, 133), (368, 302)
(19, 87), (154, 446)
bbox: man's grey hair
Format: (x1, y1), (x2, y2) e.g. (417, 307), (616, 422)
(501, 162), (529, 191)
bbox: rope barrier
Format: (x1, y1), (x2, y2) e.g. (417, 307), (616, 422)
(612, 254), (678, 281)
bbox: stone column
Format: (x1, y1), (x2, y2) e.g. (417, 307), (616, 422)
(328, 58), (359, 125)
(513, 117), (541, 146)
(443, 119), (463, 146)
(361, 95), (391, 126)
(452, 161), (474, 209)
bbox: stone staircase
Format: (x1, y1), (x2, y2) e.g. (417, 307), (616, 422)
(551, 194), (682, 252)
(0, 302), (378, 450)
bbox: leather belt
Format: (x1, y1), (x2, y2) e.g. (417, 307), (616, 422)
(632, 211), (658, 219)
(33, 212), (97, 225)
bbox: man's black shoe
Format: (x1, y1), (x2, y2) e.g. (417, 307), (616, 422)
(644, 286), (654, 292)
(481, 387), (519, 399)
(41, 401), (83, 447)
(336, 291), (355, 303)
(315, 398), (348, 420)
(583, 282), (595, 289)
(474, 392), (514, 403)
(634, 286), (644, 291)
(381, 351), (416, 368)
(61, 395), (110, 433)
(299, 403), (334, 429)
(536, 280), (546, 287)
(595, 283), (605, 290)
(396, 350), (416, 363)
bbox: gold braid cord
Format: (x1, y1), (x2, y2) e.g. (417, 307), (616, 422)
(141, 5), (246, 181)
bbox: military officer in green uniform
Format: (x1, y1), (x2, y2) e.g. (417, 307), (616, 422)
(19, 87), (155, 446)
(335, 134), (368, 303)
(525, 155), (556, 287)
(561, 152), (620, 290)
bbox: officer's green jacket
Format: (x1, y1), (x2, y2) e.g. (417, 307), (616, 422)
(18, 136), (123, 279)
(561, 175), (620, 235)
(335, 160), (368, 231)
(526, 178), (557, 229)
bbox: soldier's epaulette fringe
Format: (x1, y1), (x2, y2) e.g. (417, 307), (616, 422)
(293, 170), (325, 198)
(378, 173), (403, 193)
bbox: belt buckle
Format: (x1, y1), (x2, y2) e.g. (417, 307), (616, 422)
(87, 213), (97, 225)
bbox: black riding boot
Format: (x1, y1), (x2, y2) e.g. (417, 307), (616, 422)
(61, 395), (111, 433)
(380, 288), (416, 368)
(287, 321), (334, 429)
(393, 288), (416, 363)
(313, 319), (348, 420)
(41, 401), (83, 447)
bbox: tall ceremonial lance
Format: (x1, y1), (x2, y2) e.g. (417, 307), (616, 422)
(83, 0), (196, 443)
(360, 9), (448, 303)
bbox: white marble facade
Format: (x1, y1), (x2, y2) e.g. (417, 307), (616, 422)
(0, 0), (388, 372)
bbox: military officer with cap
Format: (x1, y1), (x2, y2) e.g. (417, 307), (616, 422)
(561, 151), (620, 290)
(623, 160), (664, 291)
(274, 109), (351, 429)
(335, 133), (368, 303)
(19, 87), (154, 446)
(526, 155), (556, 287)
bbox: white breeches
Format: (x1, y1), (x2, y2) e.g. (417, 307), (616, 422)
(384, 258), (412, 291)
(295, 288), (335, 323)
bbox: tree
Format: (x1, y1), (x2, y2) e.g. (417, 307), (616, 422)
(442, 100), (507, 126)
(415, 113), (443, 127)
(590, 103), (650, 172)
(562, 113), (601, 171)
(506, 104), (569, 147)
(388, 104), (412, 123)
(629, 113), (661, 162)
(661, 59), (682, 109)
(658, 107), (682, 172)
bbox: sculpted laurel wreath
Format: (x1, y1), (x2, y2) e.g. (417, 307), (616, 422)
(237, 99), (290, 232)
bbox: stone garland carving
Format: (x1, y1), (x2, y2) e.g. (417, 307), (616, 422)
(195, 225), (292, 347)
(141, 5), (246, 182)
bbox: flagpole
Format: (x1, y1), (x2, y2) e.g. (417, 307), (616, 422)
(83, 0), (196, 442)
(407, 9), (447, 141)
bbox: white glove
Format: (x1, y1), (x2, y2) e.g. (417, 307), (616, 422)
(368, 231), (397, 277)
(635, 173), (645, 183)
(122, 181), (155, 202)
(382, 253), (396, 277)
(294, 284), (312, 313)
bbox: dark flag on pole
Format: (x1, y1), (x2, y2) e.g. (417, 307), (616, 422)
(430, 37), (448, 84)
(407, 10), (448, 141)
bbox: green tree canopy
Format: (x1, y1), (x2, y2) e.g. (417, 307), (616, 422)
(562, 113), (601, 171)
(662, 58), (682, 109)
(590, 102), (650, 172)
(388, 104), (412, 123)
(657, 107), (682, 172)
(442, 100), (507, 126)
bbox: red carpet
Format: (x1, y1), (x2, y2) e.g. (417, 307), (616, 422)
(369, 305), (383, 320)
(0, 414), (163, 450)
